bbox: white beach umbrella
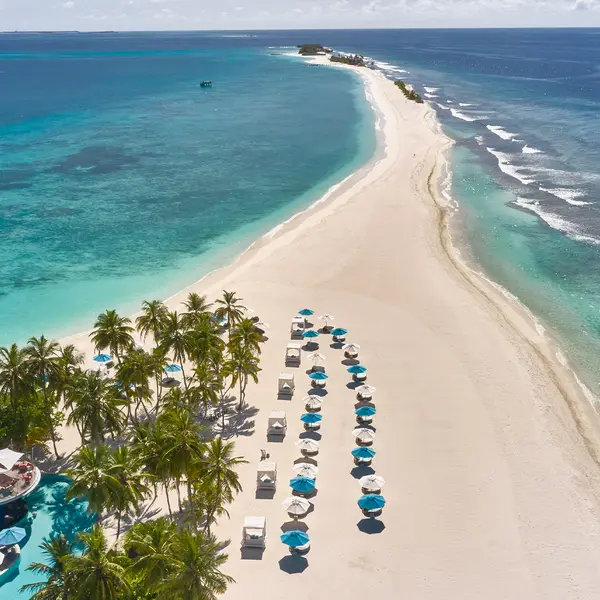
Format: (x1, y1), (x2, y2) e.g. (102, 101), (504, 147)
(282, 496), (311, 516)
(353, 428), (376, 444)
(303, 395), (323, 410)
(319, 314), (335, 328)
(342, 343), (361, 354)
(293, 463), (319, 478)
(359, 474), (385, 491)
(308, 351), (326, 366)
(295, 439), (320, 452)
(356, 384), (376, 398)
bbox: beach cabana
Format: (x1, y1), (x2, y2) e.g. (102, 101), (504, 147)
(360, 474), (385, 494)
(356, 384), (376, 400)
(296, 438), (320, 455)
(285, 343), (302, 367)
(278, 373), (295, 397)
(309, 371), (328, 389)
(242, 516), (267, 548)
(256, 462), (277, 491)
(267, 411), (287, 437)
(304, 395), (323, 412)
(342, 343), (361, 359)
(331, 327), (348, 343)
(290, 316), (306, 339)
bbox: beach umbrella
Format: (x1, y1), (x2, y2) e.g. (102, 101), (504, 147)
(347, 364), (367, 375)
(356, 384), (376, 398)
(283, 496), (311, 516)
(302, 330), (320, 340)
(164, 364), (182, 374)
(293, 463), (319, 478)
(354, 428), (376, 444)
(358, 494), (386, 511)
(304, 395), (323, 410)
(296, 438), (320, 453)
(360, 475), (386, 492)
(355, 405), (377, 417)
(309, 371), (328, 381)
(280, 530), (310, 548)
(352, 446), (376, 459)
(298, 308), (314, 317)
(0, 526), (26, 546)
(300, 413), (323, 424)
(319, 314), (335, 328)
(308, 351), (326, 365)
(331, 327), (348, 337)
(342, 343), (361, 354)
(93, 353), (112, 364)
(290, 476), (316, 494)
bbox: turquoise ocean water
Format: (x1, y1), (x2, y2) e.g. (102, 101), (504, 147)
(0, 32), (375, 344)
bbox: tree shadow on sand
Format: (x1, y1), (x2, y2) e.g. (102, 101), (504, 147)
(221, 405), (258, 440)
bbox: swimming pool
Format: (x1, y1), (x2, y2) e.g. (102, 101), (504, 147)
(0, 475), (95, 599)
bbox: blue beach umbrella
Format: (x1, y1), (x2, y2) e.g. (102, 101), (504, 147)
(298, 308), (314, 317)
(309, 371), (329, 381)
(355, 405), (377, 417)
(280, 530), (310, 548)
(0, 527), (26, 546)
(331, 327), (348, 337)
(302, 330), (320, 339)
(290, 476), (316, 494)
(93, 353), (112, 363)
(347, 364), (367, 375)
(164, 364), (182, 374)
(351, 446), (376, 459)
(358, 494), (386, 511)
(300, 413), (323, 424)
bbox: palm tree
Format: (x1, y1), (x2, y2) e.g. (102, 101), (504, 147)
(21, 534), (75, 600)
(123, 518), (177, 588)
(182, 293), (213, 330)
(214, 290), (246, 332)
(157, 407), (206, 513)
(224, 344), (260, 411)
(187, 313), (224, 366)
(229, 317), (263, 355)
(136, 300), (168, 344)
(0, 343), (31, 411)
(115, 349), (155, 422)
(158, 311), (191, 390)
(188, 361), (219, 418)
(107, 446), (151, 539)
(57, 344), (84, 375)
(66, 444), (122, 519)
(65, 370), (125, 446)
(68, 524), (131, 600)
(156, 530), (234, 600)
(200, 438), (246, 534)
(25, 335), (61, 457)
(90, 309), (135, 364)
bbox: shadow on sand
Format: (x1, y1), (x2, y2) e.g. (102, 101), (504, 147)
(279, 555), (309, 574)
(357, 518), (385, 534)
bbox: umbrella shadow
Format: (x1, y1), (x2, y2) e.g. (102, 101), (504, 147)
(357, 518), (385, 534)
(342, 358), (360, 366)
(330, 342), (343, 350)
(294, 456), (318, 466)
(354, 400), (376, 409)
(281, 520), (309, 533)
(292, 488), (318, 499)
(279, 555), (309, 574)
(240, 547), (266, 561)
(350, 465), (375, 479)
(302, 342), (319, 352)
(307, 387), (328, 397)
(346, 381), (361, 390)
(299, 431), (321, 441)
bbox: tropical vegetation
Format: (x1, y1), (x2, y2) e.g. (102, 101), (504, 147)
(394, 80), (424, 104)
(0, 290), (263, 599)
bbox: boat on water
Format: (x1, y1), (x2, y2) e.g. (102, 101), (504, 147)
(200, 80), (212, 88)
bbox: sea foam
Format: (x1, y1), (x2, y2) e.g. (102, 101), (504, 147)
(539, 186), (590, 206)
(486, 148), (535, 185)
(522, 145), (542, 154)
(486, 125), (518, 141)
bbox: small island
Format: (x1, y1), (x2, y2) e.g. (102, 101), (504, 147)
(394, 80), (424, 104)
(298, 44), (332, 56)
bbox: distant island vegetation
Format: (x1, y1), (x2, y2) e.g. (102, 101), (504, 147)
(394, 80), (424, 104)
(298, 43), (332, 55)
(330, 54), (366, 67)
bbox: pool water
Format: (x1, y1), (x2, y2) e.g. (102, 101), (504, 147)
(0, 475), (95, 599)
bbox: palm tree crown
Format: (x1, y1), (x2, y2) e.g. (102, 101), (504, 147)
(90, 310), (135, 363)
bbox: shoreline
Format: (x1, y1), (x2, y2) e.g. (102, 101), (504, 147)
(49, 52), (600, 596)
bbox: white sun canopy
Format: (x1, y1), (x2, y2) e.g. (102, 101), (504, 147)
(0, 448), (23, 473)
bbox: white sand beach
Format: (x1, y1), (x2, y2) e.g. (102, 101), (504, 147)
(57, 57), (600, 598)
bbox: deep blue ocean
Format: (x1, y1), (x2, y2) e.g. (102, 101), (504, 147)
(1, 29), (600, 395)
